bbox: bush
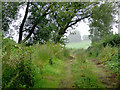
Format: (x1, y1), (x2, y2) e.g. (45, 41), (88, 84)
(96, 45), (119, 78)
(106, 54), (119, 74)
(2, 39), (34, 88)
(97, 45), (118, 63)
(87, 34), (120, 58)
(87, 43), (103, 58)
(102, 34), (120, 47)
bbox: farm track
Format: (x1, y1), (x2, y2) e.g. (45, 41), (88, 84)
(57, 51), (119, 88)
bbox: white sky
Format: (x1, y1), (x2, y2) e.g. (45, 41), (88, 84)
(9, 4), (118, 42)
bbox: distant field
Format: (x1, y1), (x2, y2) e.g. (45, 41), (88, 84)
(65, 40), (91, 49)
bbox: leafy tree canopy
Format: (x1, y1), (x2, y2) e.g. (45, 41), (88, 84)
(89, 2), (116, 43)
(2, 2), (116, 44)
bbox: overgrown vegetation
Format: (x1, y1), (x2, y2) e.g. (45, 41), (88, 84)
(2, 34), (120, 88)
(2, 38), (34, 88)
(72, 49), (105, 88)
(87, 34), (120, 81)
(1, 1), (119, 88)
(2, 38), (70, 88)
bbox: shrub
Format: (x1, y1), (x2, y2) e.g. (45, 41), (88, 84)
(106, 54), (119, 74)
(101, 34), (120, 47)
(97, 45), (118, 63)
(87, 34), (120, 58)
(2, 39), (34, 88)
(96, 45), (119, 78)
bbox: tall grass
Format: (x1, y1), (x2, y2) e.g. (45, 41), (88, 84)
(72, 49), (105, 88)
(2, 38), (71, 88)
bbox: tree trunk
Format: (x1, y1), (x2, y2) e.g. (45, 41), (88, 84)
(18, 2), (29, 44)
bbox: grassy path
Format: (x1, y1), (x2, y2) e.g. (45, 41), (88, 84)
(72, 57), (119, 88)
(58, 55), (118, 88)
(33, 54), (118, 88)
(58, 55), (76, 88)
(58, 60), (74, 88)
(57, 55), (118, 88)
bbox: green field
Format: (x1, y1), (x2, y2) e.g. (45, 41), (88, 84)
(65, 40), (91, 49)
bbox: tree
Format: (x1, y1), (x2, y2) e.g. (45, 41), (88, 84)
(2, 2), (99, 44)
(2, 2), (55, 43)
(89, 2), (116, 43)
(118, 2), (120, 35)
(22, 2), (96, 44)
(50, 2), (94, 43)
(2, 2), (21, 33)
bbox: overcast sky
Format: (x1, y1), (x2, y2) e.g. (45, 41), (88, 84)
(9, 4), (118, 42)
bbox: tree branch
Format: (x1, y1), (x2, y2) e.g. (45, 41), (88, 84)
(68, 14), (91, 28)
(55, 14), (92, 43)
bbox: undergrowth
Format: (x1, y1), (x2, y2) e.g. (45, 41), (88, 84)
(72, 49), (105, 88)
(2, 38), (70, 88)
(87, 34), (120, 80)
(2, 35), (119, 88)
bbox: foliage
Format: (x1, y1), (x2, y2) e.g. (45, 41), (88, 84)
(72, 49), (105, 88)
(87, 34), (119, 79)
(2, 2), (21, 32)
(2, 38), (34, 88)
(97, 45), (119, 77)
(102, 34), (120, 47)
(106, 54), (120, 75)
(2, 38), (71, 88)
(32, 42), (70, 67)
(97, 45), (118, 63)
(87, 34), (120, 58)
(87, 42), (103, 58)
(89, 3), (116, 43)
(2, 2), (99, 44)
